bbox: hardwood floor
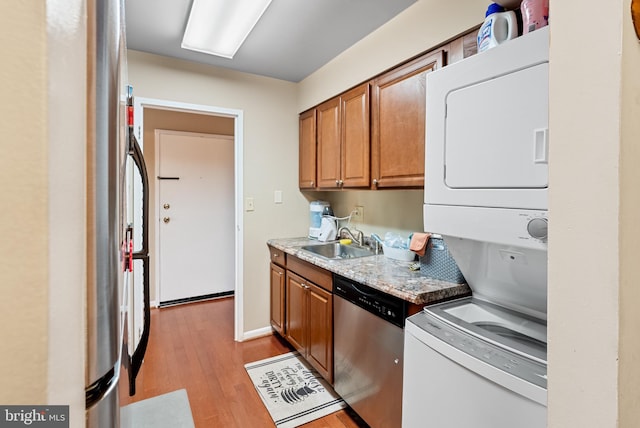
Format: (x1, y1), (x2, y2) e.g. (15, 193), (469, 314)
(120, 297), (367, 427)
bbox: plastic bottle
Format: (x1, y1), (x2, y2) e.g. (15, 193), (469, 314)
(477, 3), (518, 53)
(521, 0), (549, 34)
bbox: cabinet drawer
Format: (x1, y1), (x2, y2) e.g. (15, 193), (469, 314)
(269, 247), (286, 267)
(287, 255), (332, 292)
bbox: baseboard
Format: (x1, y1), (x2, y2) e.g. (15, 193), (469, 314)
(240, 326), (274, 342)
(159, 291), (234, 308)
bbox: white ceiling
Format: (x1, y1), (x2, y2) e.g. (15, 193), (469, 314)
(125, 0), (417, 82)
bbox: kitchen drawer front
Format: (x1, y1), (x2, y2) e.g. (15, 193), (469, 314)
(269, 246), (286, 267)
(287, 255), (332, 292)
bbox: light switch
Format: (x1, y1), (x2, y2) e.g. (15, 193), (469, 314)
(274, 190), (283, 204)
(245, 197), (255, 212)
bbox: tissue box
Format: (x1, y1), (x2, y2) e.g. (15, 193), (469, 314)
(419, 237), (465, 283)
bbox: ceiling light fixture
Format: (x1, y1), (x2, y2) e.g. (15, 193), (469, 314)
(181, 0), (273, 59)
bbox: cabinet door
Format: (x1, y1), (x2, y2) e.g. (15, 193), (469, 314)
(299, 108), (317, 189)
(371, 50), (444, 188)
(285, 271), (307, 353)
(269, 262), (285, 336)
(307, 282), (333, 383)
(341, 82), (371, 188)
(316, 97), (342, 189)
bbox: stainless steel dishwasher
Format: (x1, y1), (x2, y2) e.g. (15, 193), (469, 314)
(333, 275), (408, 428)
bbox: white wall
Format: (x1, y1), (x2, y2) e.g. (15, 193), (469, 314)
(47, 0), (87, 424)
(127, 51), (308, 333)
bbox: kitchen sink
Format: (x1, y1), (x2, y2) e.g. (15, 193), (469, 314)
(300, 242), (375, 260)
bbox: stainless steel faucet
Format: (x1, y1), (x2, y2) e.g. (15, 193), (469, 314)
(338, 226), (364, 246)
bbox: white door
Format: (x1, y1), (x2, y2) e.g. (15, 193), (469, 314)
(157, 130), (235, 304)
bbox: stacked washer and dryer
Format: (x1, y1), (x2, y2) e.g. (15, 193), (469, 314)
(403, 27), (549, 427)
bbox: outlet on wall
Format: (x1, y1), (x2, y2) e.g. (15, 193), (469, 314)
(353, 205), (364, 222)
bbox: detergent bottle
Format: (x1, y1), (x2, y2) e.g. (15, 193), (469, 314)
(477, 3), (518, 53)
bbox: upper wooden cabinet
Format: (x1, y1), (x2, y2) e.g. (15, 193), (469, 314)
(299, 108), (317, 189)
(316, 97), (341, 188)
(297, 30), (478, 190)
(316, 83), (370, 189)
(371, 50), (444, 188)
(340, 84), (370, 188)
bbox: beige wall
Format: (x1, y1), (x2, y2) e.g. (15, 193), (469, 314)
(618, 1), (640, 424)
(0, 1), (49, 403)
(549, 0), (640, 427)
(127, 51), (309, 332)
(1, 1), (86, 423)
(305, 190), (424, 238)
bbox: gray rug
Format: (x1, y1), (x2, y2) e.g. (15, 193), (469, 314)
(121, 389), (195, 428)
(245, 352), (346, 428)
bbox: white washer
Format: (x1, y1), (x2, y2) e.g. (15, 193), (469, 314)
(403, 298), (547, 428)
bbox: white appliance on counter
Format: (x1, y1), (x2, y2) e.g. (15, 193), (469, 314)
(403, 27), (549, 428)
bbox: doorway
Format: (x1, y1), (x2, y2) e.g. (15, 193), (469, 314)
(157, 130), (234, 304)
(133, 97), (245, 341)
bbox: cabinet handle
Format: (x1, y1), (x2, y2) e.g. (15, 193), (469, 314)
(335, 180), (340, 187)
(272, 253), (278, 258)
(373, 178), (379, 186)
(310, 181), (314, 187)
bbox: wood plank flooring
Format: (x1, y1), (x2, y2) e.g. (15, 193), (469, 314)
(119, 297), (367, 427)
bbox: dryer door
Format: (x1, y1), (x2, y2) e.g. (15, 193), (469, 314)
(424, 27), (549, 211)
(445, 63), (548, 190)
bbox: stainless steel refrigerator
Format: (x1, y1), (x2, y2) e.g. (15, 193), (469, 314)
(85, 0), (150, 426)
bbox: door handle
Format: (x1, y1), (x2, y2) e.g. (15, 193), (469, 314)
(533, 128), (549, 164)
(163, 217), (170, 224)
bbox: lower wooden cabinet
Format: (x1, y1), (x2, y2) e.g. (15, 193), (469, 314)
(269, 262), (285, 335)
(285, 271), (333, 383)
(268, 248), (334, 384)
(306, 281), (333, 381)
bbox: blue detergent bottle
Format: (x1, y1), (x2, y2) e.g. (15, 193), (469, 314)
(477, 3), (518, 52)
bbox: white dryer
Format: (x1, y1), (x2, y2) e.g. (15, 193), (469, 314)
(404, 27), (550, 428)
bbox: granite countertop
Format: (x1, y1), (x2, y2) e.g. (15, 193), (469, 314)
(267, 237), (471, 306)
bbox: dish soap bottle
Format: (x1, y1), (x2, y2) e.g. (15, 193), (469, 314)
(521, 0), (549, 34)
(477, 3), (518, 53)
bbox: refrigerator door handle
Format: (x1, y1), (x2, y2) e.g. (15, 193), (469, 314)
(85, 367), (118, 410)
(125, 88), (151, 396)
